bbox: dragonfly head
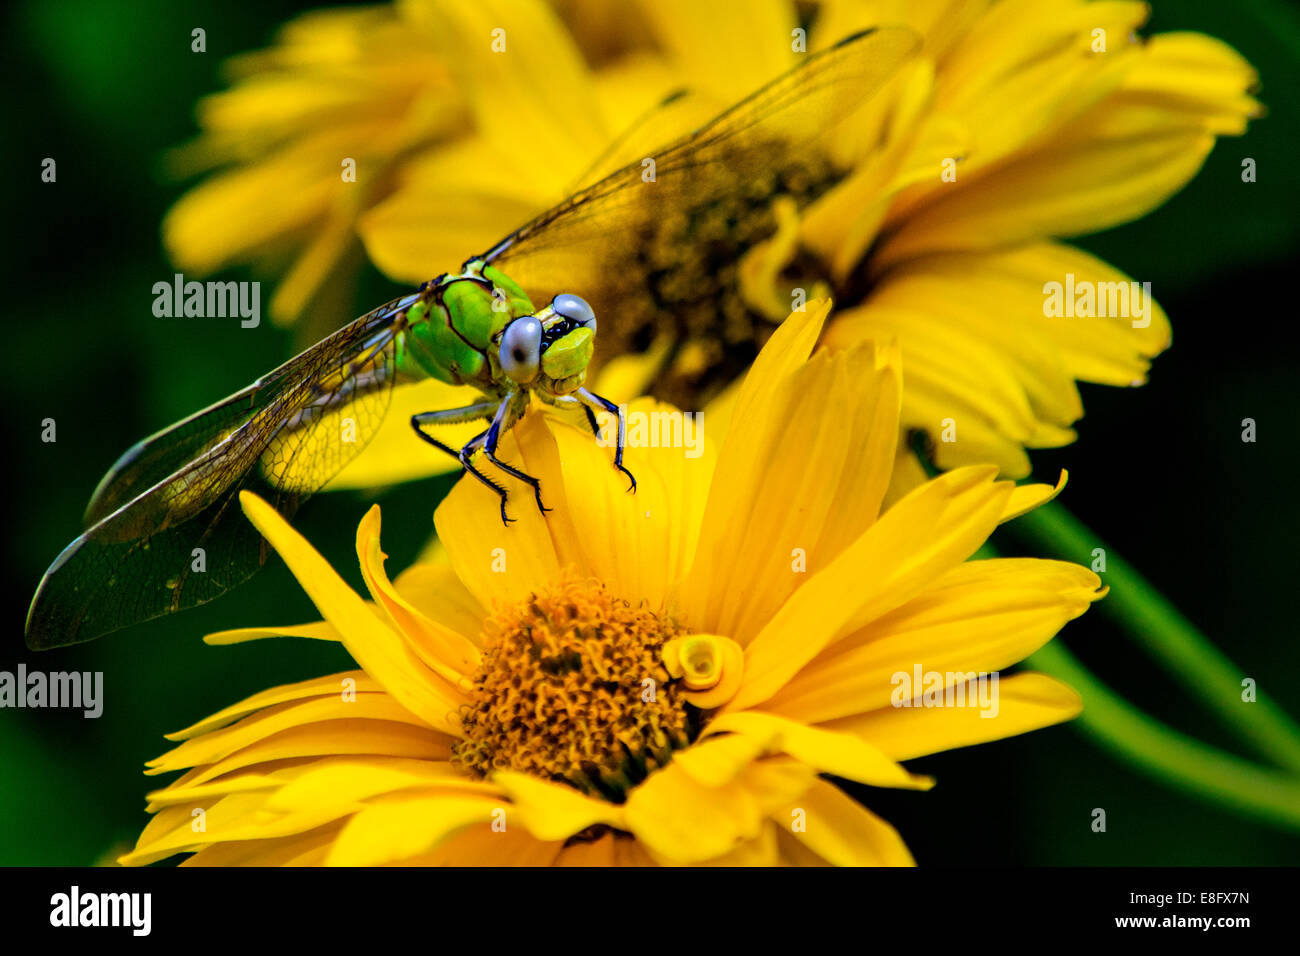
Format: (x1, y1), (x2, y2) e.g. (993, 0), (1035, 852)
(498, 293), (597, 396)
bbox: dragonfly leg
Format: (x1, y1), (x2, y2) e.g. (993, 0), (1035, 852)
(411, 402), (515, 525)
(410, 400), (498, 462)
(458, 430), (517, 526)
(483, 393), (550, 516)
(576, 388), (637, 493)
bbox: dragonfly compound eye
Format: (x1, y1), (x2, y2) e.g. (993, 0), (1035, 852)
(551, 293), (596, 333)
(500, 315), (542, 384)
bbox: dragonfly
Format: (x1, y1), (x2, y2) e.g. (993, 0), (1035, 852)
(25, 26), (919, 649)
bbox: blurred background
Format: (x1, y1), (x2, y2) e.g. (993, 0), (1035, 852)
(2, 0), (1297, 865)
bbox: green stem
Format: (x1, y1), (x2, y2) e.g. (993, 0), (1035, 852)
(1028, 642), (1300, 832)
(1006, 500), (1300, 773)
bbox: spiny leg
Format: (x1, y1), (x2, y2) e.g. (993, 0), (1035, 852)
(483, 392), (550, 516)
(410, 402), (514, 525)
(458, 430), (517, 526)
(576, 387), (636, 493)
(410, 401), (497, 459)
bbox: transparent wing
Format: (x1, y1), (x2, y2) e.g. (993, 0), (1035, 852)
(25, 292), (420, 649)
(482, 27), (918, 296)
(563, 88), (717, 197)
(476, 27), (918, 405)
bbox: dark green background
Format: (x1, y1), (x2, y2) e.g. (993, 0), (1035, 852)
(2, 0), (1297, 865)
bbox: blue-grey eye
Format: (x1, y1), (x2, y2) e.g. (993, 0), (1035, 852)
(500, 316), (542, 383)
(552, 293), (596, 332)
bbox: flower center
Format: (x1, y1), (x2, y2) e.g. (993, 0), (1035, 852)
(452, 574), (695, 801)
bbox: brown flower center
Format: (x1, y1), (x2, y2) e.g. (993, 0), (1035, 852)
(452, 574), (694, 801)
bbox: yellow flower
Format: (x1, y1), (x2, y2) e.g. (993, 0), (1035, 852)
(162, 4), (462, 333)
(162, 0), (668, 334)
(168, 0), (1256, 486)
(121, 302), (1102, 866)
(354, 0), (1258, 489)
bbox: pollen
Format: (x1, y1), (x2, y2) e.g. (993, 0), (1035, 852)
(452, 573), (694, 801)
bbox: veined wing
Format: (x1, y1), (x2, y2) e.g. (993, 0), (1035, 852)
(562, 88), (718, 199)
(25, 291), (421, 649)
(480, 27), (919, 298)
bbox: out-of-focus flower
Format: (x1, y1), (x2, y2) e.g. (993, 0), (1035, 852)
(360, 0), (1258, 489)
(169, 0), (1257, 486)
(162, 0), (668, 336)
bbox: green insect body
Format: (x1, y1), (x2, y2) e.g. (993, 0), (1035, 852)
(395, 260), (594, 398)
(393, 263), (522, 387)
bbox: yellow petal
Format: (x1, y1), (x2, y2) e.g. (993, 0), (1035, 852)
(729, 466), (1010, 711)
(264, 758), (497, 813)
(123, 786), (369, 867)
(399, 824), (563, 866)
(632, 0), (796, 101)
(729, 298), (829, 429)
(885, 359), (1037, 476)
(823, 671), (1083, 760)
(776, 827), (831, 866)
(1119, 32), (1261, 135)
(928, 2), (1143, 175)
(739, 758), (820, 818)
(325, 790), (506, 866)
(874, 107), (1216, 267)
(239, 491), (467, 733)
(144, 773), (283, 809)
(661, 633), (745, 709)
(623, 760), (765, 864)
(546, 399), (710, 609)
(785, 779), (915, 866)
(434, 413), (574, 610)
(828, 239), (1173, 479)
(704, 711), (932, 790)
(358, 137), (544, 284)
(154, 719), (450, 791)
(393, 559), (487, 648)
(892, 244), (1166, 395)
(1000, 243), (1172, 385)
(178, 822), (346, 867)
(682, 304), (902, 641)
(355, 505), (480, 682)
(589, 333), (675, 401)
(147, 694), (432, 775)
(667, 731), (767, 789)
(801, 56), (936, 282)
(203, 620), (343, 645)
(492, 771), (625, 842)
(1001, 470), (1067, 524)
(765, 558), (1102, 723)
(688, 824), (780, 867)
(268, 196), (361, 325)
(166, 670), (379, 740)
(163, 144), (338, 274)
(409, 0), (607, 186)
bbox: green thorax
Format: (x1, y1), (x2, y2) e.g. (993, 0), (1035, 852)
(395, 260), (534, 393)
